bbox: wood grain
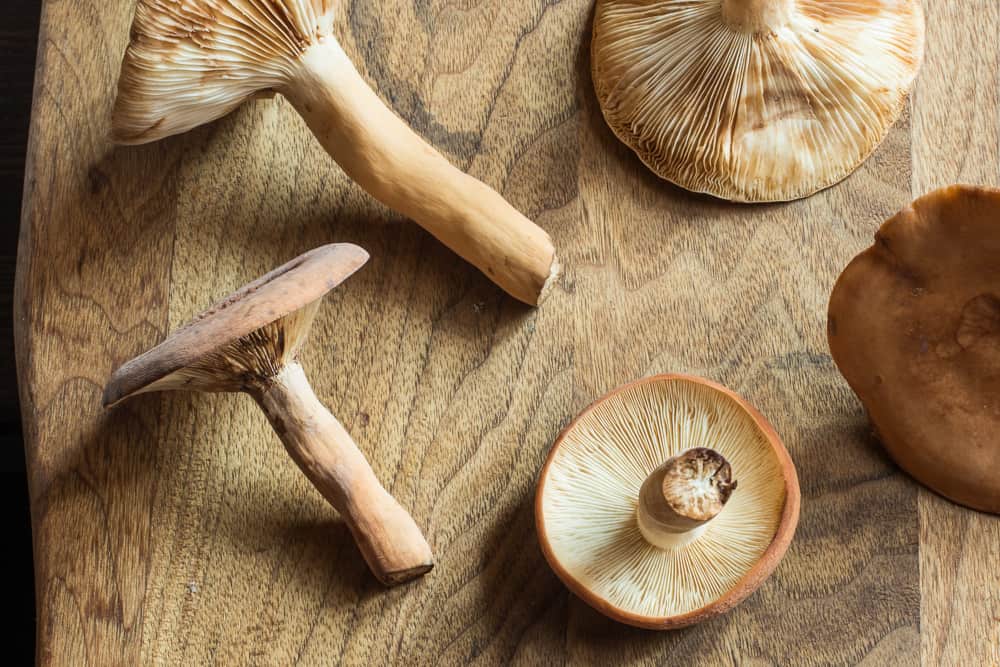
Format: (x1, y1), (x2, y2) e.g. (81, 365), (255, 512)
(12, 0), (991, 664)
(911, 2), (1000, 665)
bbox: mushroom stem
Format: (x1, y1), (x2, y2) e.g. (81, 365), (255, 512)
(721, 0), (794, 33)
(283, 38), (559, 306)
(253, 362), (433, 586)
(636, 448), (737, 550)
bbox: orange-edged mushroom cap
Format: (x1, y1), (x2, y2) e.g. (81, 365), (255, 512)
(828, 185), (1000, 513)
(591, 0), (925, 202)
(536, 375), (799, 629)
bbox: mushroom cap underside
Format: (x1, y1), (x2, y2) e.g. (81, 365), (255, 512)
(536, 375), (799, 629)
(828, 185), (1000, 513)
(591, 0), (925, 202)
(113, 0), (336, 144)
(103, 243), (369, 406)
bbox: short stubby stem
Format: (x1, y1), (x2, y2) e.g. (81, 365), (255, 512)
(253, 362), (433, 585)
(282, 38), (559, 306)
(721, 0), (794, 33)
(636, 448), (737, 550)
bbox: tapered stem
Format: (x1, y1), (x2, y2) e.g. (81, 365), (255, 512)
(721, 0), (794, 33)
(636, 448), (737, 549)
(282, 38), (558, 306)
(253, 362), (433, 585)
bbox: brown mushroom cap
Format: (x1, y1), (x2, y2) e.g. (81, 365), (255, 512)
(828, 185), (1000, 513)
(535, 375), (800, 629)
(591, 0), (925, 202)
(103, 243), (368, 406)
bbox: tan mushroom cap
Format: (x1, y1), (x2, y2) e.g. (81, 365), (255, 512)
(592, 0), (925, 202)
(103, 243), (368, 406)
(828, 185), (1000, 513)
(536, 375), (799, 629)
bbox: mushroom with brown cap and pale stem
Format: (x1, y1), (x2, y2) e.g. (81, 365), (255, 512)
(112, 0), (558, 306)
(536, 375), (799, 629)
(591, 0), (925, 202)
(828, 185), (1000, 514)
(103, 244), (434, 586)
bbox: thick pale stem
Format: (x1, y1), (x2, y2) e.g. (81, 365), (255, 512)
(721, 0), (794, 33)
(282, 38), (559, 306)
(254, 362), (433, 585)
(636, 448), (737, 550)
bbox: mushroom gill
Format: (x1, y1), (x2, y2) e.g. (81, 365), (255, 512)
(144, 299), (321, 394)
(538, 378), (788, 620)
(115, 0), (334, 143)
(591, 0), (925, 202)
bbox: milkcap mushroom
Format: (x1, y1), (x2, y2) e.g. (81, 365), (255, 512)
(103, 244), (434, 585)
(828, 185), (1000, 513)
(113, 1), (558, 306)
(591, 0), (925, 202)
(536, 375), (799, 628)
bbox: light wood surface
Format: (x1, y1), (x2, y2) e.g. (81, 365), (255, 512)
(911, 3), (1000, 665)
(15, 0), (995, 664)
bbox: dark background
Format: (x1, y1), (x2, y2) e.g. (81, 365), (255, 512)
(3, 1), (41, 661)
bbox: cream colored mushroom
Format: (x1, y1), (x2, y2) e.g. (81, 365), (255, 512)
(536, 375), (799, 629)
(591, 0), (925, 202)
(113, 0), (558, 306)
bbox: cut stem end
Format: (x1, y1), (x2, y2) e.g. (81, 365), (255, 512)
(636, 448), (737, 550)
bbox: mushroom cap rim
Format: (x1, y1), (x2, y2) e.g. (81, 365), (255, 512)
(102, 243), (369, 407)
(534, 373), (801, 630)
(827, 184), (1000, 513)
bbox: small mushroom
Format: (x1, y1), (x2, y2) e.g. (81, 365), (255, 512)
(104, 244), (434, 585)
(536, 375), (799, 629)
(113, 1), (558, 306)
(828, 185), (1000, 513)
(591, 0), (925, 202)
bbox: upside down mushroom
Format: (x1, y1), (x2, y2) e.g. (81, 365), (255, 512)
(113, 0), (558, 306)
(591, 0), (925, 202)
(536, 375), (799, 629)
(828, 185), (1000, 513)
(104, 244), (434, 585)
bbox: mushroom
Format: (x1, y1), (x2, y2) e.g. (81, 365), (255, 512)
(591, 0), (925, 202)
(828, 185), (1000, 514)
(112, 1), (558, 306)
(535, 375), (799, 629)
(103, 244), (434, 585)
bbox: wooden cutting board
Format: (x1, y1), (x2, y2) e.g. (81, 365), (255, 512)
(15, 1), (999, 664)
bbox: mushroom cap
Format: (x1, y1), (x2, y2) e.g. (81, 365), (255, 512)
(103, 243), (368, 406)
(113, 0), (335, 144)
(591, 0), (925, 202)
(535, 375), (799, 629)
(828, 185), (1000, 513)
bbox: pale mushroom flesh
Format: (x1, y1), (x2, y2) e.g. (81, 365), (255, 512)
(114, 0), (337, 143)
(591, 0), (925, 202)
(538, 378), (787, 621)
